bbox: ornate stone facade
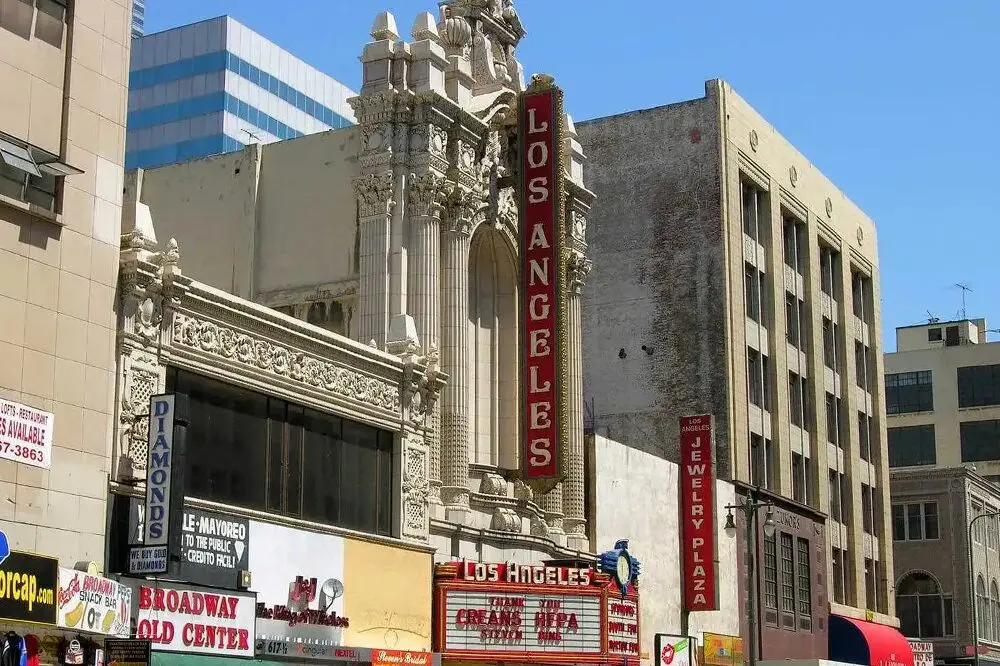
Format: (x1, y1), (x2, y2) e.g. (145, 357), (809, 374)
(113, 203), (443, 544)
(350, 1), (596, 558)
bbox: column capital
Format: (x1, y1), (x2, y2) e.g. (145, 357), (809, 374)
(441, 180), (481, 236)
(353, 171), (396, 219)
(567, 250), (592, 295)
(408, 170), (449, 219)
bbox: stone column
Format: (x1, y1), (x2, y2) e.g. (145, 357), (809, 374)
(539, 485), (565, 539)
(353, 172), (395, 348)
(440, 215), (472, 516)
(564, 250), (592, 550)
(408, 170), (446, 499)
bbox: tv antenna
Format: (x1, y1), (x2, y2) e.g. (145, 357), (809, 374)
(241, 128), (260, 144)
(926, 310), (939, 324)
(953, 283), (973, 319)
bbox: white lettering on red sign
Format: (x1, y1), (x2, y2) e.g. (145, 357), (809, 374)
(135, 583), (256, 657)
(680, 414), (718, 611)
(460, 561), (593, 587)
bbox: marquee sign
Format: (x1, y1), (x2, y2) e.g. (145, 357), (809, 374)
(433, 560), (639, 665)
(518, 74), (568, 494)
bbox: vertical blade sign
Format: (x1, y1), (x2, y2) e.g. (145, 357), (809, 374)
(519, 78), (566, 494)
(680, 414), (718, 611)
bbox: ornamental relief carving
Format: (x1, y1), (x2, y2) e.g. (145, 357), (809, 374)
(408, 171), (448, 219)
(402, 438), (430, 540)
(117, 357), (161, 474)
(170, 313), (401, 413)
(353, 171), (396, 219)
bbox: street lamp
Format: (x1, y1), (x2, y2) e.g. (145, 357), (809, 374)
(724, 495), (775, 666)
(969, 510), (1000, 666)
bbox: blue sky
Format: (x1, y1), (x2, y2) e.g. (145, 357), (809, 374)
(145, 1), (1000, 351)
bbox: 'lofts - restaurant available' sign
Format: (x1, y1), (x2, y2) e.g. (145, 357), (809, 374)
(433, 560), (639, 665)
(680, 414), (718, 611)
(128, 580), (256, 657)
(518, 75), (568, 494)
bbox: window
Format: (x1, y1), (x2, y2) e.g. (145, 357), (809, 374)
(744, 264), (767, 324)
(862, 484), (874, 534)
(796, 538), (812, 617)
(167, 368), (395, 536)
(958, 364), (1000, 409)
(741, 180), (766, 241)
(897, 571), (952, 638)
(852, 271), (872, 323)
(865, 558), (877, 610)
(34, 0), (66, 47)
(747, 349), (772, 411)
(855, 342), (872, 390)
(973, 502), (986, 544)
(0, 133), (77, 212)
(832, 547), (847, 604)
(763, 532), (778, 610)
(782, 215), (808, 275)
(780, 533), (795, 613)
(886, 371), (934, 414)
(961, 420), (1000, 463)
(979, 577), (991, 639)
(826, 393), (842, 447)
(888, 425), (936, 467)
(829, 470), (845, 522)
(791, 453), (810, 504)
(928, 327), (942, 342)
(823, 317), (839, 370)
(750, 434), (773, 490)
(992, 581), (1000, 642)
(786, 294), (799, 347)
(858, 411), (871, 461)
(946, 325), (960, 347)
(892, 502), (939, 541)
(789, 372), (808, 428)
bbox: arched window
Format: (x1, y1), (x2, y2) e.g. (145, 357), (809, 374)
(468, 227), (518, 469)
(978, 576), (990, 639)
(991, 581), (1000, 642)
(896, 571), (951, 638)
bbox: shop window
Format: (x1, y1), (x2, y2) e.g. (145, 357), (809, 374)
(167, 367), (395, 537)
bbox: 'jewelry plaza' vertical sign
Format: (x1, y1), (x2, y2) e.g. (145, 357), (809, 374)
(130, 394), (185, 575)
(680, 414), (718, 611)
(518, 75), (567, 494)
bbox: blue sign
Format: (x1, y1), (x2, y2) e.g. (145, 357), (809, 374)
(0, 529), (9, 567)
(597, 539), (642, 597)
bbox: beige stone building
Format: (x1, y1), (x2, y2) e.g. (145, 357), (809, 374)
(577, 81), (896, 656)
(0, 0), (130, 565)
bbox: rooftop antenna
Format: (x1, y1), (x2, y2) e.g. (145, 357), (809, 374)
(954, 283), (973, 320)
(241, 128), (260, 144)
(926, 310), (940, 324)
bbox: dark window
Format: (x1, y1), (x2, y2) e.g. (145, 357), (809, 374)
(892, 502), (939, 541)
(747, 349), (772, 411)
(826, 392), (842, 447)
(782, 215), (808, 275)
(741, 180), (766, 240)
(858, 411), (871, 460)
(886, 370), (934, 414)
(961, 419), (1000, 463)
(166, 368), (395, 536)
(832, 547), (846, 604)
(780, 533), (795, 613)
(792, 453), (805, 504)
(797, 538), (811, 617)
(750, 433), (773, 490)
(855, 341), (871, 390)
(861, 484), (873, 534)
(897, 571), (952, 638)
(958, 365), (1000, 409)
(763, 532), (778, 610)
(745, 262), (759, 321)
(822, 317), (838, 370)
(852, 270), (872, 324)
(946, 326), (960, 347)
(928, 327), (942, 342)
(789, 372), (806, 428)
(865, 558), (877, 610)
(888, 425), (936, 467)
(785, 294), (799, 347)
(829, 470), (843, 522)
(820, 245), (840, 298)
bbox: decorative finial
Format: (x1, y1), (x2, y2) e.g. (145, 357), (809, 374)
(371, 11), (399, 41)
(411, 11), (440, 42)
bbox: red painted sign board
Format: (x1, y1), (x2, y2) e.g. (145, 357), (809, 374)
(680, 415), (718, 611)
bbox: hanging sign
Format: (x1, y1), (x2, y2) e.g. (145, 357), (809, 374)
(58, 568), (132, 636)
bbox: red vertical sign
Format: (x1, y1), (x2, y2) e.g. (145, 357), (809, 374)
(519, 81), (565, 492)
(680, 414), (718, 611)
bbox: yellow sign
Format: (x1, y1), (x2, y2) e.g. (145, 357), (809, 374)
(702, 633), (744, 666)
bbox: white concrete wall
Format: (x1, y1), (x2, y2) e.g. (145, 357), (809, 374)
(590, 434), (740, 658)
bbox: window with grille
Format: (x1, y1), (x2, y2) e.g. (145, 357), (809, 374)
(763, 532), (778, 610)
(780, 533), (795, 613)
(797, 538), (812, 617)
(886, 371), (934, 414)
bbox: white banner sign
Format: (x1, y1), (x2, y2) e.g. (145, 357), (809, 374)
(441, 589), (602, 654)
(655, 634), (694, 666)
(130, 581), (256, 657)
(0, 398), (53, 469)
(58, 568), (132, 637)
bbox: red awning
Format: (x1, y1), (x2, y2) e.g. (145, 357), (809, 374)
(828, 614), (914, 666)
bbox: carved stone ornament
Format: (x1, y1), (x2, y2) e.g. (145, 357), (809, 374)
(171, 313), (401, 413)
(117, 353), (162, 474)
(479, 472), (508, 496)
(402, 346), (446, 424)
(491, 507), (520, 532)
(353, 171), (396, 219)
(442, 180), (481, 235)
(567, 251), (593, 294)
(513, 478), (534, 502)
(408, 171), (448, 218)
(571, 211), (587, 241)
(402, 437), (430, 540)
(530, 515), (549, 537)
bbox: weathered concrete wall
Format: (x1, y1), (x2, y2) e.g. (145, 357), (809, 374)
(577, 91), (732, 477)
(589, 434), (740, 649)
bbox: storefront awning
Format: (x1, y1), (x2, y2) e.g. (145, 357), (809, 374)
(829, 615), (914, 666)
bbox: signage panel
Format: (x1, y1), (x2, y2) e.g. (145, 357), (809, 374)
(129, 546), (168, 575)
(127, 580), (256, 657)
(58, 568), (132, 636)
(104, 639), (151, 666)
(518, 77), (567, 494)
(0, 398), (53, 469)
(680, 414), (717, 611)
(0, 550), (58, 625)
(181, 508), (249, 589)
(655, 634), (694, 666)
(144, 394), (176, 547)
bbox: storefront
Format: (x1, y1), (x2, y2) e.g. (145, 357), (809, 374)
(432, 548), (641, 666)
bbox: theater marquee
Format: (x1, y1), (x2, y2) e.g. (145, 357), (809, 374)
(433, 561), (639, 666)
(519, 75), (568, 494)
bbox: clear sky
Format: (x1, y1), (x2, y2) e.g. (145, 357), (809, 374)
(144, 0), (1000, 351)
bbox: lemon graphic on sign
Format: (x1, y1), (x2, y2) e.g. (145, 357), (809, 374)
(102, 609), (117, 634)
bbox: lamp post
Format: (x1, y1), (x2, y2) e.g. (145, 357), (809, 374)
(969, 510), (1000, 666)
(724, 494), (776, 666)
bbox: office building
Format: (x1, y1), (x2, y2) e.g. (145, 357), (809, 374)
(578, 82), (896, 657)
(125, 15), (356, 170)
(132, 0), (144, 38)
(886, 318), (1000, 663)
(0, 0), (130, 567)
